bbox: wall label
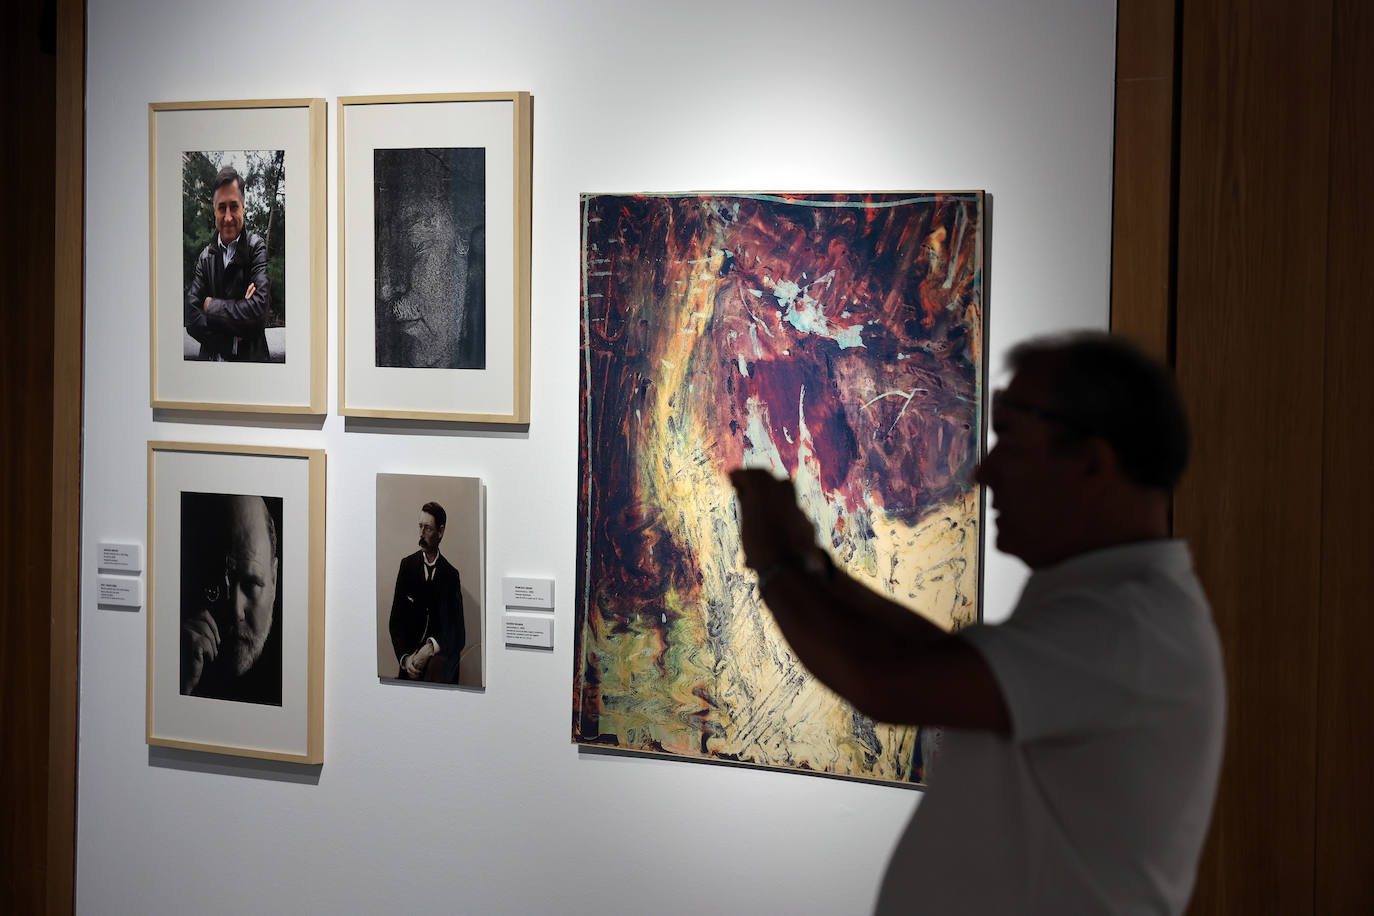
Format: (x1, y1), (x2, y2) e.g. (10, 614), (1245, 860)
(503, 612), (553, 648)
(502, 576), (554, 610)
(98, 575), (143, 608)
(99, 540), (143, 572)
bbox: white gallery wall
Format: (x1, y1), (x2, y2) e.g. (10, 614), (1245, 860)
(78, 0), (1116, 913)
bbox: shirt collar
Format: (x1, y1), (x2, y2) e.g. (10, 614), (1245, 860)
(1021, 539), (1192, 601)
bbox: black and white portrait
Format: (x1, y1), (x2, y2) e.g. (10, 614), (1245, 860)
(373, 147), (486, 370)
(179, 491), (284, 706)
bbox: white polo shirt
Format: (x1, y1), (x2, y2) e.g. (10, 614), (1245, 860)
(875, 540), (1225, 915)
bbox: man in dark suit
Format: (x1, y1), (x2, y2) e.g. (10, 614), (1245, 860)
(184, 165), (274, 362)
(388, 501), (465, 683)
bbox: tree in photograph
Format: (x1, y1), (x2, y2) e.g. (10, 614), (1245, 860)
(181, 149), (288, 328)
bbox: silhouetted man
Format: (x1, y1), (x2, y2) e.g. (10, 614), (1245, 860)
(732, 331), (1224, 914)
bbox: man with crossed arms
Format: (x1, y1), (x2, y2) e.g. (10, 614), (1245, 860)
(184, 165), (273, 362)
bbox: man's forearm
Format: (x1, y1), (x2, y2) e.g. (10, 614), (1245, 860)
(731, 467), (1008, 731)
(185, 264), (214, 342)
(203, 290), (269, 334)
(204, 241), (271, 333)
(758, 562), (942, 707)
(762, 564), (1009, 731)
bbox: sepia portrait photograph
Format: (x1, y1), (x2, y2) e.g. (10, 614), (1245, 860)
(374, 147), (485, 370)
(149, 99), (325, 413)
(338, 92), (531, 422)
(181, 149), (287, 364)
(148, 441), (325, 763)
(375, 473), (485, 689)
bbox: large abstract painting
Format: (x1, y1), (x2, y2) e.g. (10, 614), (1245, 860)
(575, 192), (984, 784)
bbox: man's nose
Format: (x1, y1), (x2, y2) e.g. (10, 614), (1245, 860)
(972, 451), (997, 488)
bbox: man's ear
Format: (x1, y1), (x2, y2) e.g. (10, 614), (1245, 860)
(1081, 436), (1119, 482)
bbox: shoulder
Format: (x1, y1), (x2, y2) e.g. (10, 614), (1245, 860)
(1013, 541), (1205, 622)
(244, 231), (266, 250)
(971, 562), (1214, 691)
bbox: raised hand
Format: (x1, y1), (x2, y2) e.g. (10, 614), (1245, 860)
(181, 608), (221, 694)
(729, 468), (818, 571)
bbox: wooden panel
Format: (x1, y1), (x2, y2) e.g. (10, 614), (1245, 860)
(1110, 0), (1177, 361)
(0, 2), (56, 912)
(1315, 0), (1374, 907)
(1175, 0), (1333, 911)
(49, 0), (85, 911)
(1116, 0), (1177, 81)
(1110, 77), (1174, 359)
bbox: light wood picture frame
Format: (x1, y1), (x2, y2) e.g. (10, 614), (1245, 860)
(147, 441), (326, 763)
(149, 98), (326, 413)
(338, 92), (532, 423)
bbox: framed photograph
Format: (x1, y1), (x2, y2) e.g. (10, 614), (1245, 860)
(375, 474), (486, 688)
(148, 98), (326, 413)
(338, 92), (531, 423)
(574, 192), (985, 785)
(147, 441), (326, 763)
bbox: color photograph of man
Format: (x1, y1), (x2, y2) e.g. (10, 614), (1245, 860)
(179, 492), (284, 706)
(181, 150), (287, 363)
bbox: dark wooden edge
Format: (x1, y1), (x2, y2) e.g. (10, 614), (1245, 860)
(49, 0), (84, 911)
(1109, 0), (1179, 364)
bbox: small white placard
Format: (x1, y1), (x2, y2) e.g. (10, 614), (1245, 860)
(502, 576), (554, 610)
(504, 612), (553, 648)
(98, 575), (143, 608)
(99, 541), (143, 572)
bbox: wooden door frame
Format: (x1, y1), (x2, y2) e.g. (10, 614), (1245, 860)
(50, 0), (84, 911)
(1110, 0), (1177, 361)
